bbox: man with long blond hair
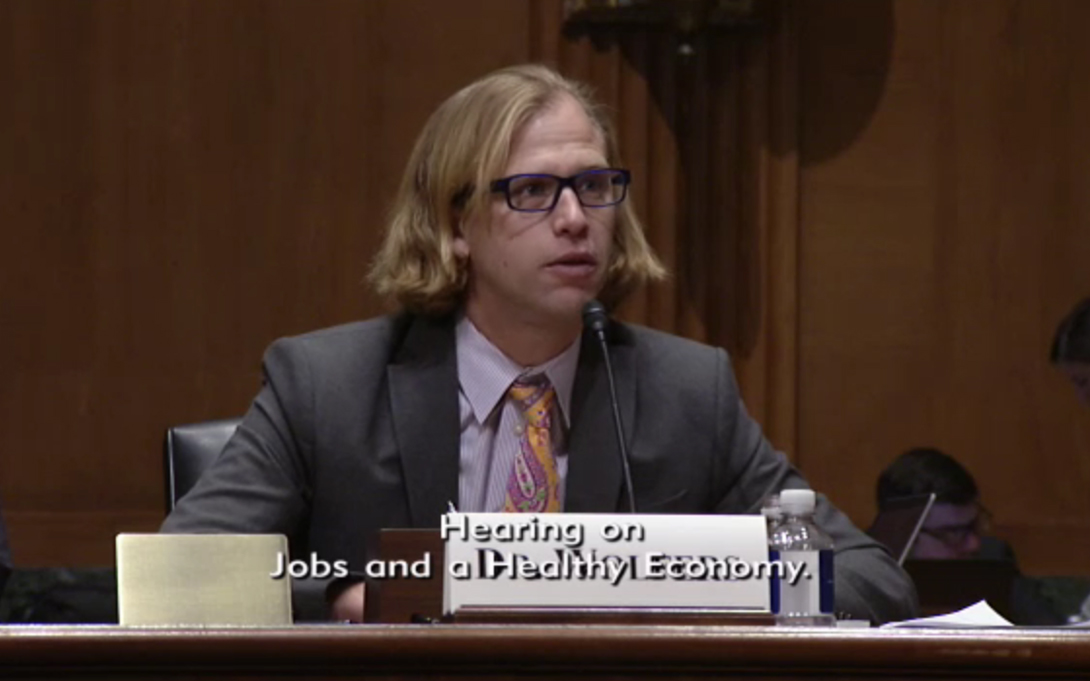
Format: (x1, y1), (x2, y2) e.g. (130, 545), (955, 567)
(164, 64), (915, 623)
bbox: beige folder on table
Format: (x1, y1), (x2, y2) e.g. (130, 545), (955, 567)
(116, 533), (292, 626)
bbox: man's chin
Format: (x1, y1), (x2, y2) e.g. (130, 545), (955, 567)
(511, 294), (594, 333)
(548, 289), (601, 318)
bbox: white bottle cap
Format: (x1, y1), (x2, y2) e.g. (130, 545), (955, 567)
(779, 489), (816, 515)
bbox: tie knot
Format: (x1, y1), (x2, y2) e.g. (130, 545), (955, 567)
(509, 374), (555, 428)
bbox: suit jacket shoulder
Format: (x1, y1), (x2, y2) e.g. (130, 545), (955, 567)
(266, 315), (410, 377)
(619, 322), (727, 398)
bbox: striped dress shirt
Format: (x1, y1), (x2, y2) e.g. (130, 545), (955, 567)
(455, 315), (580, 513)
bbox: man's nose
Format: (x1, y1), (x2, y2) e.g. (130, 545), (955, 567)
(551, 187), (589, 236)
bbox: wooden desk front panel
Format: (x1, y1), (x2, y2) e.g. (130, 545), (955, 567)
(1, 625), (1089, 680)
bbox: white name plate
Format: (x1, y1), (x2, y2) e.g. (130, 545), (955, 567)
(441, 513), (775, 615)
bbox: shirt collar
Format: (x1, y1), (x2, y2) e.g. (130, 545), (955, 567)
(455, 315), (581, 427)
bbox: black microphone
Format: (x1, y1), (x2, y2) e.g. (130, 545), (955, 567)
(582, 300), (637, 513)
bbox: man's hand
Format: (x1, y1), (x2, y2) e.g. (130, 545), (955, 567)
(331, 581), (366, 622)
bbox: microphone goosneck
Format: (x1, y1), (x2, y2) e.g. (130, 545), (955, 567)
(582, 300), (637, 513)
(582, 299), (609, 336)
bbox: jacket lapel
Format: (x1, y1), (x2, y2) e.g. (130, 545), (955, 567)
(386, 315), (461, 527)
(565, 322), (637, 513)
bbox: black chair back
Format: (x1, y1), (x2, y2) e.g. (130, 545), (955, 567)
(163, 418), (241, 512)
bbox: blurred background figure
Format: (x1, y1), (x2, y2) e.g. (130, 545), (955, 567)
(0, 492), (117, 624)
(1050, 297), (1090, 621)
(876, 447), (1073, 624)
(0, 493), (10, 600)
(1051, 297), (1090, 404)
(876, 448), (995, 560)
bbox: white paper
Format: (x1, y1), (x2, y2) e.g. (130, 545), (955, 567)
(881, 600), (1014, 629)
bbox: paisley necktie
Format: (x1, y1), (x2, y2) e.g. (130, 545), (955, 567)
(503, 374), (560, 513)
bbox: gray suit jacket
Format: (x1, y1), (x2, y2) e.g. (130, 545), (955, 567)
(163, 313), (917, 623)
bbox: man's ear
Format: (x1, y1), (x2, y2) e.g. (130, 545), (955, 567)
(452, 214), (471, 259)
(453, 231), (469, 259)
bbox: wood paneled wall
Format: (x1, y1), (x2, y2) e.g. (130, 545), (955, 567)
(0, 0), (784, 566)
(796, 0), (1090, 574)
(2, 0), (1089, 576)
(0, 0), (546, 564)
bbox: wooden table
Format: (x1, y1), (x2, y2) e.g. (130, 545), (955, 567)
(2, 624), (1089, 680)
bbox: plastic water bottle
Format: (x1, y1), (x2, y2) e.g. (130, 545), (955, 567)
(768, 489), (835, 626)
(761, 494), (783, 535)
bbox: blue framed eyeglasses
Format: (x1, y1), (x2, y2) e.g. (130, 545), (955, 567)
(490, 168), (631, 213)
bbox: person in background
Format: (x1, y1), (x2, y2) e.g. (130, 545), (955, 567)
(876, 448), (994, 560)
(1050, 297), (1090, 621)
(1051, 297), (1090, 404)
(877, 447), (1064, 624)
(0, 494), (11, 601)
